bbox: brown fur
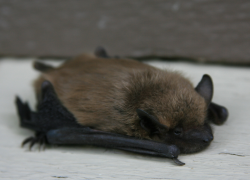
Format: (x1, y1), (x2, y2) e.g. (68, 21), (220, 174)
(33, 54), (206, 141)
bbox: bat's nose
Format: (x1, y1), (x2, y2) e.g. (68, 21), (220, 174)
(203, 135), (214, 143)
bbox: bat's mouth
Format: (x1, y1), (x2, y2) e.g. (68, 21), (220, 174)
(178, 139), (213, 154)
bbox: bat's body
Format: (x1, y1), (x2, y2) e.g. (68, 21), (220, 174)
(16, 48), (228, 165)
(34, 54), (207, 139)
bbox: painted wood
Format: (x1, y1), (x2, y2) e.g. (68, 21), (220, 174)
(0, 58), (249, 179)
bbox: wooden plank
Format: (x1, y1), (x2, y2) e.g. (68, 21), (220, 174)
(0, 0), (250, 64)
(0, 57), (249, 179)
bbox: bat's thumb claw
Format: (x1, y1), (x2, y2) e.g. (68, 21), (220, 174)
(172, 158), (185, 166)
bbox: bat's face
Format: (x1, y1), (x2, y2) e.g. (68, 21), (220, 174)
(166, 123), (213, 153)
(137, 75), (214, 154)
(137, 108), (214, 154)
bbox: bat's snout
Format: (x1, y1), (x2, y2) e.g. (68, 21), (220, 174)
(203, 134), (213, 143)
(200, 123), (214, 144)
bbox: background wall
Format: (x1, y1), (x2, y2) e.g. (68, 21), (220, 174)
(0, 0), (250, 64)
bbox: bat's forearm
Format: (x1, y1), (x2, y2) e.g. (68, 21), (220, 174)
(47, 128), (180, 158)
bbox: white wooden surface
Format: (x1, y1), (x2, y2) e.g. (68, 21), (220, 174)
(0, 58), (249, 179)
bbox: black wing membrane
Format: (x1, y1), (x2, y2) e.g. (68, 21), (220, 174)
(208, 102), (228, 125)
(16, 81), (183, 165)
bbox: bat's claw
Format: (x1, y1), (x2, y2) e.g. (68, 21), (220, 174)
(22, 132), (47, 151)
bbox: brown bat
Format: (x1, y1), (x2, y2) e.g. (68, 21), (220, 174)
(15, 47), (228, 165)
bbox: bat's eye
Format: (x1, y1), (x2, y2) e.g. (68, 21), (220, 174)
(174, 127), (182, 136)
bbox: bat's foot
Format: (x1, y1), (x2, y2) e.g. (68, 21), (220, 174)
(22, 132), (48, 151)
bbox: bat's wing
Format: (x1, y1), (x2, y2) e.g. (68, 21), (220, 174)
(208, 102), (228, 125)
(94, 46), (120, 59)
(16, 81), (82, 133)
(94, 46), (109, 58)
(46, 128), (180, 160)
(15, 81), (183, 165)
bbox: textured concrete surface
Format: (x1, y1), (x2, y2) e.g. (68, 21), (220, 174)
(0, 58), (249, 179)
(0, 0), (250, 63)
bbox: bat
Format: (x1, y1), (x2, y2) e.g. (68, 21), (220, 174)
(15, 47), (228, 165)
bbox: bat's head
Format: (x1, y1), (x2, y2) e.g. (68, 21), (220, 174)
(135, 74), (214, 153)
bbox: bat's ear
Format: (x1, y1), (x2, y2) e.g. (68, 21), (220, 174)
(136, 109), (168, 134)
(195, 74), (213, 105)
